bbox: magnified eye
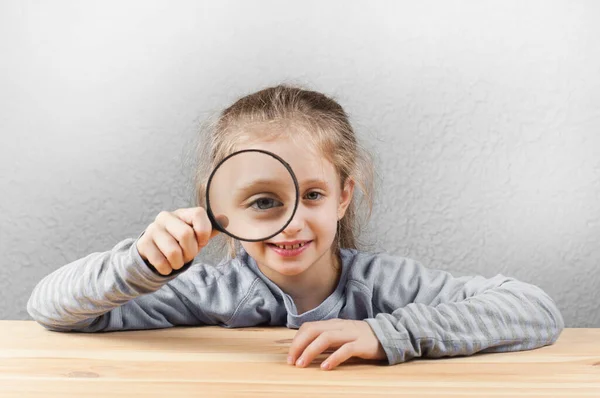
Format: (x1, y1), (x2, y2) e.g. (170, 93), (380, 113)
(305, 191), (322, 200)
(250, 197), (284, 210)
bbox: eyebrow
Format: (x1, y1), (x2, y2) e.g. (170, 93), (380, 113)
(232, 178), (330, 198)
(299, 178), (329, 186)
(234, 179), (292, 192)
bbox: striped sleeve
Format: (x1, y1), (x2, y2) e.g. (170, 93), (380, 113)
(363, 256), (564, 365)
(26, 237), (197, 332)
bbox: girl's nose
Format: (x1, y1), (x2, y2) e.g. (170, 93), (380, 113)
(282, 206), (306, 235)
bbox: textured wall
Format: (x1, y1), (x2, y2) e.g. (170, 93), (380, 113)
(1, 0), (599, 326)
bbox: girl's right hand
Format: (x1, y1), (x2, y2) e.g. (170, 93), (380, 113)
(136, 207), (221, 276)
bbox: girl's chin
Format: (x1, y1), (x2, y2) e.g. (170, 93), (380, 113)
(269, 266), (308, 277)
(263, 256), (310, 274)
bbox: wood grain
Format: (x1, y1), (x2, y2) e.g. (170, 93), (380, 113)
(0, 321), (598, 397)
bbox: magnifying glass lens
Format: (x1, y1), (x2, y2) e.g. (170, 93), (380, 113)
(207, 151), (298, 241)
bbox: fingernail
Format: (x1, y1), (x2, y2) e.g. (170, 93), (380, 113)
(287, 356), (293, 365)
(296, 358), (304, 367)
(321, 362), (330, 370)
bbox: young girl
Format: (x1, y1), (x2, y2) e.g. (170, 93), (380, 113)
(27, 85), (564, 371)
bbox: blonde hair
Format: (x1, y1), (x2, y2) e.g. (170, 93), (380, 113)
(194, 85), (374, 258)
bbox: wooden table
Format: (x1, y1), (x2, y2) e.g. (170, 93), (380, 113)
(0, 321), (599, 397)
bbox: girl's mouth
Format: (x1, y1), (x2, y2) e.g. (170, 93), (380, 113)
(266, 241), (312, 257)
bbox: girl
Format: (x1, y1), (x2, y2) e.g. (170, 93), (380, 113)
(27, 85), (564, 370)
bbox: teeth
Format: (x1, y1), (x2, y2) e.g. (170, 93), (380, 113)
(275, 242), (306, 250)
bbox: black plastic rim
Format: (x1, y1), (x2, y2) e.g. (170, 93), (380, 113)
(205, 149), (300, 242)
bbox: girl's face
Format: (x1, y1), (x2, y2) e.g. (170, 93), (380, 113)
(237, 135), (354, 278)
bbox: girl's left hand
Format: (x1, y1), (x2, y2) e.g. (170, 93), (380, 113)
(287, 319), (387, 370)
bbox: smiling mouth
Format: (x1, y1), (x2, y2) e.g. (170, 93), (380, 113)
(267, 241), (312, 250)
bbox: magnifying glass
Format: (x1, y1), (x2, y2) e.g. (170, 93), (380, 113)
(147, 149), (300, 276)
(206, 149), (300, 242)
(205, 149), (300, 241)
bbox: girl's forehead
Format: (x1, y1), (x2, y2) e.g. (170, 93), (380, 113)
(236, 136), (338, 186)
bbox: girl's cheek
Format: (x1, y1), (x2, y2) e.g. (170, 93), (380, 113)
(240, 242), (263, 258)
(316, 205), (339, 227)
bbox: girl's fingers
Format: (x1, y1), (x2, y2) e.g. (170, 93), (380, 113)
(161, 213), (199, 262)
(138, 233), (172, 275)
(321, 343), (356, 370)
(137, 207), (219, 276)
(287, 320), (339, 364)
(293, 330), (350, 368)
(152, 226), (185, 271)
(173, 208), (215, 246)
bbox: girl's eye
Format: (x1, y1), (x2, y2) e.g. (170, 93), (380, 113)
(305, 191), (323, 201)
(249, 197), (283, 210)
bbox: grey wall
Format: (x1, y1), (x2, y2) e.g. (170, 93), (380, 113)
(1, 0), (599, 327)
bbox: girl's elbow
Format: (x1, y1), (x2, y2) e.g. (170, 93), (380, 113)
(546, 302), (565, 344)
(27, 297), (81, 332)
(26, 296), (47, 327)
(39, 322), (75, 333)
(526, 284), (565, 344)
(506, 281), (565, 345)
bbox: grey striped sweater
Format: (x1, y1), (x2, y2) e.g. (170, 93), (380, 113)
(27, 237), (564, 365)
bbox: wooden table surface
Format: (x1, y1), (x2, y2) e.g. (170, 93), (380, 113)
(0, 321), (599, 397)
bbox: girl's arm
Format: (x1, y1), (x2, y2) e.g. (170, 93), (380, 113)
(362, 255), (564, 365)
(27, 237), (238, 332)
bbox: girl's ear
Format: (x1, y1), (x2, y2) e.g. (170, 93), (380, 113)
(337, 177), (355, 220)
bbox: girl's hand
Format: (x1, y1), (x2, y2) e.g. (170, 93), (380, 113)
(136, 207), (221, 275)
(287, 319), (387, 370)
